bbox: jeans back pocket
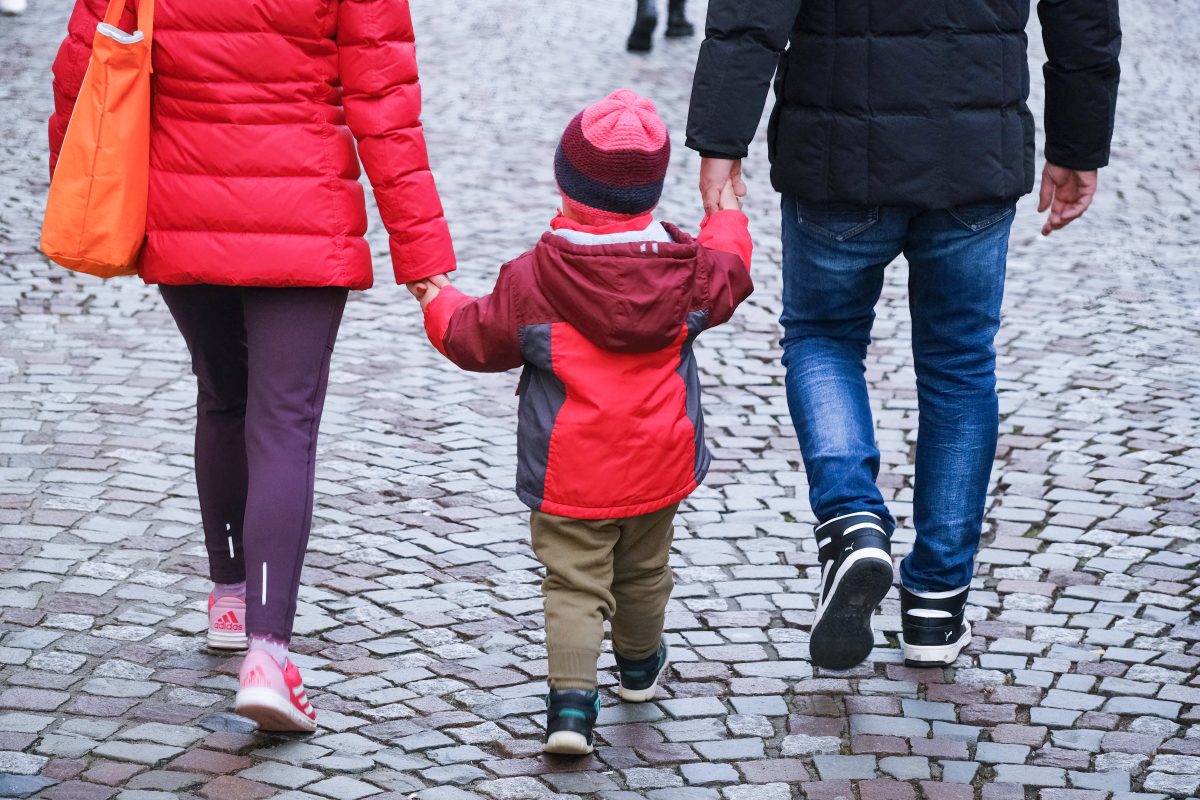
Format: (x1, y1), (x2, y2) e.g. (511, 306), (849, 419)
(948, 201), (1016, 232)
(796, 202), (880, 242)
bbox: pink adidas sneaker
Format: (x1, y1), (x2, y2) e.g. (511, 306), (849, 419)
(234, 650), (317, 733)
(207, 593), (248, 651)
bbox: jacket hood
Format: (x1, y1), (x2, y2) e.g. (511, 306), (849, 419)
(531, 224), (700, 353)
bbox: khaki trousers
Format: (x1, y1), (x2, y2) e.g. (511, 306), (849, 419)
(530, 504), (678, 690)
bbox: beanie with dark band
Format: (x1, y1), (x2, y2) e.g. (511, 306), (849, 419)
(554, 89), (671, 223)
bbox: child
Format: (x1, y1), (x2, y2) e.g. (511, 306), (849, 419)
(411, 89), (752, 755)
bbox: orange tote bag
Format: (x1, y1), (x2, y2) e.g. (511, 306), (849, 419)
(40, 0), (154, 279)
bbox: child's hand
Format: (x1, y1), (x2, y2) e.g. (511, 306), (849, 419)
(407, 273), (451, 311)
(418, 282), (442, 311)
(407, 274), (451, 310)
(718, 179), (743, 212)
(407, 280), (430, 299)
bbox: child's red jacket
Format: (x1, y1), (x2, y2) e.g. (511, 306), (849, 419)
(424, 209), (753, 519)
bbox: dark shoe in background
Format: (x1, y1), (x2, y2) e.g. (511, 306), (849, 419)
(665, 0), (695, 38)
(544, 688), (600, 755)
(900, 585), (972, 667)
(808, 512), (894, 670)
(627, 0), (658, 52)
(615, 641), (669, 702)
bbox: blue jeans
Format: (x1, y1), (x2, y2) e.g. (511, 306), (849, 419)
(780, 196), (1015, 593)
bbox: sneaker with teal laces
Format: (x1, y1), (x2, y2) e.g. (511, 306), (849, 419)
(544, 688), (599, 755)
(615, 641), (669, 702)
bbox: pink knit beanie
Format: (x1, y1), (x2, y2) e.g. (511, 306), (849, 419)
(555, 89), (671, 223)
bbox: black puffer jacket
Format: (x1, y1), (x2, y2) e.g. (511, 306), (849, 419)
(686, 0), (1121, 209)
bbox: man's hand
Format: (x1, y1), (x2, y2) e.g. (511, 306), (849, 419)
(700, 158), (747, 216)
(406, 274), (451, 311)
(1038, 163), (1098, 236)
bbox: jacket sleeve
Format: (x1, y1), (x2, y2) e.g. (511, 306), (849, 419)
(337, 0), (456, 284)
(1037, 0), (1122, 170)
(423, 267), (524, 373)
(685, 0), (803, 159)
(696, 210), (754, 329)
(49, 0), (136, 176)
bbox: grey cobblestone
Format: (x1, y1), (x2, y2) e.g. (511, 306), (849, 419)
(0, 0), (1198, 799)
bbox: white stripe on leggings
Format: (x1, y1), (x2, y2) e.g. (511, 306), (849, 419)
(261, 562), (267, 606)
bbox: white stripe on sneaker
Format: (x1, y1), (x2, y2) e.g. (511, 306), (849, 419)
(904, 585), (970, 599)
(841, 522), (887, 537)
(815, 511), (882, 532)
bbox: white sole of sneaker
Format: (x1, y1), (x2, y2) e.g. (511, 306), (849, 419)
(234, 688), (316, 733)
(207, 629), (248, 651)
(544, 730), (593, 755)
(617, 653), (669, 703)
(903, 621), (973, 666)
(809, 548), (893, 671)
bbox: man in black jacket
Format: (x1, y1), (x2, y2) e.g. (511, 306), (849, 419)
(687, 0), (1120, 671)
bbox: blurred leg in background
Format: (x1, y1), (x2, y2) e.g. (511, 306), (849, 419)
(627, 0), (692, 52)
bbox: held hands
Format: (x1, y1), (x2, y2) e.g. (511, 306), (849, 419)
(700, 157), (748, 217)
(1038, 163), (1098, 236)
(718, 179), (742, 212)
(406, 273), (451, 311)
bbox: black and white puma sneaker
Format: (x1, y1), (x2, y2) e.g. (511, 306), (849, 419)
(900, 585), (972, 667)
(809, 512), (894, 670)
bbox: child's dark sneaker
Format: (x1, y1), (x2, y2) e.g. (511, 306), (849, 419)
(900, 585), (972, 667)
(544, 689), (600, 755)
(809, 512), (894, 670)
(615, 641), (669, 702)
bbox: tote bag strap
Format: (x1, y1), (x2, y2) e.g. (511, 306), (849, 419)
(102, 0), (155, 47)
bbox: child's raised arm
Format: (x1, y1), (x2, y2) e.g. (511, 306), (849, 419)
(421, 265), (525, 373)
(696, 205), (754, 329)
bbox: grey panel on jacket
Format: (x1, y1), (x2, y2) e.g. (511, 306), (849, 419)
(678, 311), (712, 486)
(515, 323), (564, 510)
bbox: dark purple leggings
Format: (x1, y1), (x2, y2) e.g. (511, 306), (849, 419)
(160, 284), (348, 641)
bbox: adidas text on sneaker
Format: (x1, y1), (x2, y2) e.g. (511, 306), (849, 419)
(234, 651), (317, 733)
(207, 593), (248, 651)
(809, 512), (894, 671)
(544, 689), (599, 755)
(900, 584), (972, 666)
(615, 641), (669, 703)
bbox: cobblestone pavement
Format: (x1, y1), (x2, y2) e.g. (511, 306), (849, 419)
(2, 1), (1199, 799)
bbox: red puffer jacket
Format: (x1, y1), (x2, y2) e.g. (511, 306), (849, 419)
(49, 0), (454, 289)
(424, 210), (753, 520)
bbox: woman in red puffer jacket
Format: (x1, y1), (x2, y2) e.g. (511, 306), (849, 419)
(50, 0), (455, 732)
